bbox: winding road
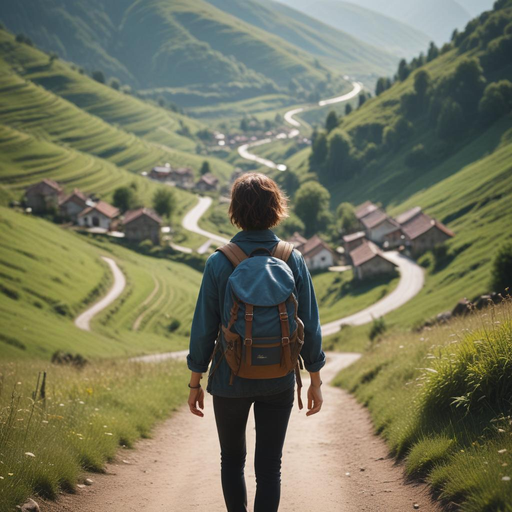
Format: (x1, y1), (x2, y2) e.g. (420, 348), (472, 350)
(74, 257), (126, 331)
(237, 81), (363, 171)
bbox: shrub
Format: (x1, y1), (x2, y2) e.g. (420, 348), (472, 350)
(369, 317), (386, 342)
(491, 241), (512, 293)
(168, 319), (181, 332)
(92, 70), (105, 84)
(478, 80), (512, 125)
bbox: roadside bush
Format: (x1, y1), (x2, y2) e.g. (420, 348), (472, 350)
(168, 319), (181, 332)
(368, 317), (386, 342)
(491, 241), (512, 293)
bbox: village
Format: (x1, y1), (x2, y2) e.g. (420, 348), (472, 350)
(22, 172), (455, 284)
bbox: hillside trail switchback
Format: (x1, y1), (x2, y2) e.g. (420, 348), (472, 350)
(43, 352), (440, 512)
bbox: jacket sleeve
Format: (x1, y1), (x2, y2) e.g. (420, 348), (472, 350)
(294, 252), (326, 373)
(187, 256), (221, 373)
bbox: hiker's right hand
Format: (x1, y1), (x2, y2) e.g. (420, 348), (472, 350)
(188, 387), (205, 417)
(306, 384), (323, 416)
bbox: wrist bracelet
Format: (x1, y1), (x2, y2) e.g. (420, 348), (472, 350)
(188, 383), (201, 389)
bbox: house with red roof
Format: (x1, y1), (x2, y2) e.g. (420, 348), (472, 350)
(196, 173), (219, 192)
(398, 208), (455, 255)
(25, 179), (62, 213)
(293, 234), (335, 271)
(342, 231), (367, 253)
(77, 201), (119, 230)
(59, 188), (89, 222)
(350, 240), (397, 280)
(358, 207), (401, 244)
(122, 208), (162, 244)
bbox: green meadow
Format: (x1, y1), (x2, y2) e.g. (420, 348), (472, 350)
(335, 299), (512, 511)
(0, 207), (202, 360)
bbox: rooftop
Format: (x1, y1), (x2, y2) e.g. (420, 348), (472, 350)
(297, 235), (334, 258)
(79, 200), (119, 219)
(395, 206), (422, 225)
(355, 201), (378, 220)
(360, 208), (397, 230)
(343, 231), (366, 243)
(350, 240), (397, 268)
(123, 207), (162, 226)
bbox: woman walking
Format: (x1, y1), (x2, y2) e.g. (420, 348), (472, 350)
(187, 172), (325, 512)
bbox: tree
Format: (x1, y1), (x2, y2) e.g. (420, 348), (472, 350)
(92, 70), (105, 84)
(113, 186), (138, 213)
(294, 181), (331, 236)
(450, 58), (486, 114)
(397, 59), (410, 81)
(153, 188), (175, 218)
(276, 212), (305, 239)
(491, 242), (512, 293)
(436, 100), (465, 140)
(274, 113), (283, 125)
(427, 42), (439, 62)
(309, 131), (328, 168)
(48, 52), (58, 65)
(240, 118), (249, 131)
(414, 70), (431, 99)
(200, 161), (211, 176)
(358, 92), (367, 108)
(336, 202), (358, 234)
(375, 77), (387, 96)
(325, 110), (339, 133)
(109, 78), (120, 91)
(345, 103), (353, 116)
(325, 129), (355, 181)
(479, 80), (512, 125)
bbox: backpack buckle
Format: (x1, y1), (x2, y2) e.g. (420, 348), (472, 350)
(279, 312), (288, 320)
(244, 338), (253, 346)
(282, 337), (290, 346)
(245, 312), (253, 321)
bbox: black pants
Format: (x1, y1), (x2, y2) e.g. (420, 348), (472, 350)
(213, 386), (294, 512)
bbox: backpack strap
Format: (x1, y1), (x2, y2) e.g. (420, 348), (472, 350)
(216, 242), (248, 268)
(272, 241), (294, 262)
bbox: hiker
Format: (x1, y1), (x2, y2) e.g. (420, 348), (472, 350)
(187, 172), (325, 512)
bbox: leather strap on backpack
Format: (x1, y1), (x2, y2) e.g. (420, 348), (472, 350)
(272, 241), (294, 262)
(216, 242), (248, 268)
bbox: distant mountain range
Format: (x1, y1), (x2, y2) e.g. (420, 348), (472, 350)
(0, 0), (397, 107)
(277, 0), (495, 49)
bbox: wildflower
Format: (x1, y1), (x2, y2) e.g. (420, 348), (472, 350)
(79, 401), (85, 405)
(105, 432), (113, 436)
(498, 449), (507, 454)
(86, 388), (93, 395)
(24, 452), (35, 458)
(59, 403), (65, 407)
(8, 473), (13, 476)
(503, 476), (511, 482)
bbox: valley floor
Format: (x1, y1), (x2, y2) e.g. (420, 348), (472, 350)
(41, 353), (440, 512)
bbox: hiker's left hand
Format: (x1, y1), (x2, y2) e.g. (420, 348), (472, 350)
(306, 384), (323, 416)
(188, 387), (205, 417)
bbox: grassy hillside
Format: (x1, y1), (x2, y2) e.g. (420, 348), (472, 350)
(336, 298), (512, 511)
(0, 206), (203, 360)
(270, 0), (431, 59)
(0, 0), (374, 107)
(206, 0), (397, 76)
(284, 1), (512, 332)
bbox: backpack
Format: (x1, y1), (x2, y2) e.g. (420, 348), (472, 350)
(209, 241), (304, 409)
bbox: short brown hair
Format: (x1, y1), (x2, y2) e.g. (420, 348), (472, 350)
(229, 173), (288, 230)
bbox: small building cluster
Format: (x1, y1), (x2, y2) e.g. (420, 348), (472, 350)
(342, 200), (455, 280)
(288, 233), (336, 271)
(147, 164), (195, 189)
(24, 179), (163, 244)
(145, 163), (220, 192)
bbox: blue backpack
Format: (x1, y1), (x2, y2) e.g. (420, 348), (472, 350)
(209, 241), (304, 409)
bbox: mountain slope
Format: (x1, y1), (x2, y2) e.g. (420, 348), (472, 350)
(284, 1), (512, 328)
(273, 0), (431, 59)
(349, 0), (473, 44)
(0, 0), (390, 107)
(206, 0), (397, 74)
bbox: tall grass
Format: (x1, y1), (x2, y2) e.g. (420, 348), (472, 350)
(335, 298), (512, 511)
(0, 359), (188, 510)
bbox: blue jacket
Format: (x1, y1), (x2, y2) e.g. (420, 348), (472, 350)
(187, 229), (325, 397)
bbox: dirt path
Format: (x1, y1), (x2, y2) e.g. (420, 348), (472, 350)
(74, 257), (126, 331)
(43, 352), (440, 512)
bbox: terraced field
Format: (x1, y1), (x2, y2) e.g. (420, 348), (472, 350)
(0, 206), (202, 360)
